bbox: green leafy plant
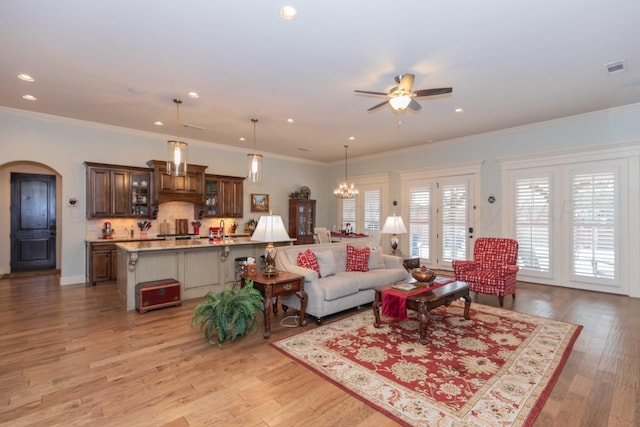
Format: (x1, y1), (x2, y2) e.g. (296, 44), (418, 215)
(192, 279), (264, 347)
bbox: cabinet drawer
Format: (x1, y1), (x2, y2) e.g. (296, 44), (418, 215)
(273, 280), (301, 294)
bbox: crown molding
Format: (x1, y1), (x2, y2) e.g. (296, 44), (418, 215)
(345, 102), (640, 164)
(0, 106), (324, 166)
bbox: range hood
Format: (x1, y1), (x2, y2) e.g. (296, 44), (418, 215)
(147, 160), (207, 205)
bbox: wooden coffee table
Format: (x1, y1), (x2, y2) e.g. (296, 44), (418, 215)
(373, 281), (471, 344)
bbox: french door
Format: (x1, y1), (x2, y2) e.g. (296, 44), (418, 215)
(403, 169), (478, 269)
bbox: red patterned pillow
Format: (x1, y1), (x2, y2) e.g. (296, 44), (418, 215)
(297, 249), (321, 276)
(346, 245), (370, 272)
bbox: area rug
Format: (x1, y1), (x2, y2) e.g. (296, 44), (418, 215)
(271, 301), (581, 426)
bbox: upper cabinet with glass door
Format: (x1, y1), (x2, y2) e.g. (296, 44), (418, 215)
(130, 172), (151, 217)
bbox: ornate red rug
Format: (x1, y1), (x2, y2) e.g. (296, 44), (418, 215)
(271, 301), (581, 426)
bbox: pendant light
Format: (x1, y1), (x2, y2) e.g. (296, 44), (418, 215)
(247, 118), (263, 183)
(167, 98), (188, 176)
(333, 145), (358, 199)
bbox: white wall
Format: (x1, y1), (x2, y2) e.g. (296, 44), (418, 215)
(0, 107), (328, 284)
(3, 103), (640, 289)
(339, 104), (640, 237)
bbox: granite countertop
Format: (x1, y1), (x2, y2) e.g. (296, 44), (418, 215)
(86, 233), (251, 243)
(115, 237), (295, 252)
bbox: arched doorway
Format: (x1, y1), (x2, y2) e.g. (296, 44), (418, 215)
(0, 161), (61, 276)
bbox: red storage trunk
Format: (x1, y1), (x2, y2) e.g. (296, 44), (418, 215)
(135, 279), (182, 313)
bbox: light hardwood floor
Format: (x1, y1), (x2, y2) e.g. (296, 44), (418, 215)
(0, 275), (638, 426)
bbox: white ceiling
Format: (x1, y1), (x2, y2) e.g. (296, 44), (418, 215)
(1, 0), (639, 163)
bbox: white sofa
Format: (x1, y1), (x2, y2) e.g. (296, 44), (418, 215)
(276, 242), (409, 323)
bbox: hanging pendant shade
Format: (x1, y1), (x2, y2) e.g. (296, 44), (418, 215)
(334, 145), (358, 199)
(167, 99), (188, 176)
(247, 118), (262, 183)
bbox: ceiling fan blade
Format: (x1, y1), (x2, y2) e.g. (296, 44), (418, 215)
(397, 74), (415, 92)
(413, 87), (453, 97)
(408, 99), (422, 111)
(367, 100), (390, 111)
(355, 90), (388, 96)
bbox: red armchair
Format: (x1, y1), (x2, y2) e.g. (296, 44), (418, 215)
(452, 237), (519, 307)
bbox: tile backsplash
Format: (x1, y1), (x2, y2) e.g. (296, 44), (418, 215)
(86, 201), (243, 240)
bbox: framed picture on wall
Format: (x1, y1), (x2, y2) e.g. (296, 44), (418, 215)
(251, 194), (269, 212)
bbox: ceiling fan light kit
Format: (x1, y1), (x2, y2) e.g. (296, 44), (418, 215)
(389, 95), (412, 111)
(355, 73), (452, 113)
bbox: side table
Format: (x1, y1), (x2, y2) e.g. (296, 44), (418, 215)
(243, 270), (307, 338)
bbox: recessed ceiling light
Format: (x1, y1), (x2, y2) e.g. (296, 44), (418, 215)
(455, 107), (464, 113)
(287, 118), (295, 123)
(128, 87), (145, 95)
(154, 121), (164, 126)
(280, 6), (297, 20)
(17, 73), (34, 82)
(348, 136), (356, 141)
(239, 137), (246, 142)
(188, 91), (199, 99)
(22, 94), (37, 101)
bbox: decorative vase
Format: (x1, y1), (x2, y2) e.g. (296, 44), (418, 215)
(411, 265), (436, 283)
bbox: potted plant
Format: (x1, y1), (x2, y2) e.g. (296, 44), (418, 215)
(192, 279), (264, 347)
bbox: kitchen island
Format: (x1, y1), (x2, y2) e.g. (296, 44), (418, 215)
(115, 237), (293, 311)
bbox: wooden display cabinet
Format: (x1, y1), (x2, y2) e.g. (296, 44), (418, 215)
(288, 199), (316, 245)
(202, 174), (244, 218)
(85, 162), (154, 219)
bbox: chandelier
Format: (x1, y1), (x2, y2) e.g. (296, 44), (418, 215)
(167, 98), (187, 176)
(247, 118), (263, 183)
(334, 145), (358, 199)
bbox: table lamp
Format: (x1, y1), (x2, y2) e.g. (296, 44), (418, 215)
(250, 212), (290, 277)
(381, 214), (407, 255)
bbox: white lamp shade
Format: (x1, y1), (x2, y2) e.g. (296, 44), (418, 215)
(389, 95), (412, 111)
(381, 215), (408, 234)
(250, 215), (290, 242)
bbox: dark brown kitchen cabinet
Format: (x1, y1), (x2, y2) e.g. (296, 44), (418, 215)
(85, 163), (130, 218)
(147, 160), (206, 205)
(203, 174), (244, 218)
(85, 162), (153, 219)
(87, 242), (117, 285)
(289, 199), (316, 245)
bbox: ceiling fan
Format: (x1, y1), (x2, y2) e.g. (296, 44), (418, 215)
(355, 73), (452, 112)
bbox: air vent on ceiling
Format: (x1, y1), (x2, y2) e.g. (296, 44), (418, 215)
(183, 123), (205, 130)
(605, 59), (626, 74)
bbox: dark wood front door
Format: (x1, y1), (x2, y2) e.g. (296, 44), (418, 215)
(10, 173), (57, 272)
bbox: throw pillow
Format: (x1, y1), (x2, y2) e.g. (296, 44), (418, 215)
(368, 247), (385, 270)
(346, 245), (370, 272)
(297, 249), (320, 276)
(314, 249), (337, 277)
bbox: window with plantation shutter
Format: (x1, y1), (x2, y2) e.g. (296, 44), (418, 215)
(363, 190), (381, 231)
(338, 180), (386, 234)
(571, 170), (616, 280)
(341, 197), (356, 231)
(440, 182), (467, 263)
(408, 185), (431, 259)
(502, 148), (628, 293)
(514, 175), (551, 273)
